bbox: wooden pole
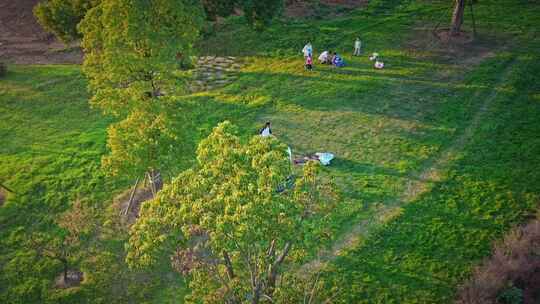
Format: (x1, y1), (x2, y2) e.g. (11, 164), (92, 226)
(147, 172), (156, 197)
(0, 182), (15, 193)
(124, 177), (140, 216)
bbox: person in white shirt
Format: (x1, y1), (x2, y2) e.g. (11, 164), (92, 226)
(302, 42), (313, 58)
(353, 37), (362, 56)
(318, 50), (331, 64)
(259, 122), (272, 137)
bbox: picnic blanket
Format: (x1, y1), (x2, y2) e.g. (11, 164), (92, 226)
(293, 152), (334, 166)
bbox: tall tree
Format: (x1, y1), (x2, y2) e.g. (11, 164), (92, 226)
(126, 121), (338, 303)
(27, 200), (98, 285)
(79, 0), (205, 189)
(450, 0), (466, 36)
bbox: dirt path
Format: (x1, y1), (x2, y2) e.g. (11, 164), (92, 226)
(299, 57), (516, 275)
(0, 0), (83, 64)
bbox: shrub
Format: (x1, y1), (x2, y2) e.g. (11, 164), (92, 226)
(33, 0), (100, 43)
(497, 286), (523, 304)
(0, 62), (6, 78)
(456, 212), (540, 304)
(242, 0), (284, 30)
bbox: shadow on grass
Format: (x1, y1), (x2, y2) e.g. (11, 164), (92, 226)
(227, 69), (481, 132)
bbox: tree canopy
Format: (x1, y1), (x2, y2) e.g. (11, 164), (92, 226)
(79, 0), (204, 116)
(79, 0), (205, 182)
(127, 121), (338, 303)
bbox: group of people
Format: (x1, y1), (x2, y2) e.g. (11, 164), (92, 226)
(301, 37), (384, 70)
(302, 42), (345, 70)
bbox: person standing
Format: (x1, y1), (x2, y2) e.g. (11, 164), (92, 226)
(302, 42), (313, 58)
(353, 37), (362, 56)
(305, 55), (313, 71)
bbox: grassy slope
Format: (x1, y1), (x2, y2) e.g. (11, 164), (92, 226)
(201, 0), (540, 302)
(0, 65), (258, 303)
(325, 53), (540, 303)
(1, 0), (539, 302)
(0, 65), (114, 207)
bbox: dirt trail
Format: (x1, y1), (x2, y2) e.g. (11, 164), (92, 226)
(299, 57), (517, 275)
(0, 0), (82, 64)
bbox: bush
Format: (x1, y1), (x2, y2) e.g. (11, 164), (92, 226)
(33, 0), (100, 43)
(497, 286), (523, 304)
(456, 213), (540, 304)
(0, 62), (6, 78)
(242, 0), (284, 30)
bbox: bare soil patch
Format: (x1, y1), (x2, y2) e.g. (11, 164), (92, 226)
(405, 26), (501, 68)
(0, 0), (83, 64)
(435, 29), (474, 44)
(115, 185), (154, 225)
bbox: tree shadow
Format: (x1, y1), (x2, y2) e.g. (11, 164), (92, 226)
(226, 69), (481, 130)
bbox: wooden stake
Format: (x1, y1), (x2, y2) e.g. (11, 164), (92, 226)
(124, 178), (140, 216)
(147, 172), (156, 197)
(0, 182), (15, 193)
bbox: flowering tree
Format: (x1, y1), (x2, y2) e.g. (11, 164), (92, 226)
(127, 121), (338, 303)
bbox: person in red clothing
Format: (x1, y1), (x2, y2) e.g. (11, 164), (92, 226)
(305, 55), (313, 71)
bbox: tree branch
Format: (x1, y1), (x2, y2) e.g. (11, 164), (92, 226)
(223, 250), (235, 279)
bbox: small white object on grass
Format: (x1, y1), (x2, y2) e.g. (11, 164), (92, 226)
(315, 152), (335, 166)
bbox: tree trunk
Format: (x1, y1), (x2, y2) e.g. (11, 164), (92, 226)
(61, 258), (69, 282)
(223, 251), (235, 279)
(450, 0), (466, 36)
(267, 242), (292, 297)
(251, 282), (262, 304)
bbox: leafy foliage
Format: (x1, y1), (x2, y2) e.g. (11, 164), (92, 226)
(241, 0), (284, 30)
(79, 0), (204, 116)
(79, 0), (205, 180)
(202, 0), (236, 21)
(127, 121), (338, 303)
(33, 0), (101, 42)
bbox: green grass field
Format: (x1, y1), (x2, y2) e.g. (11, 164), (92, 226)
(1, 0), (540, 303)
